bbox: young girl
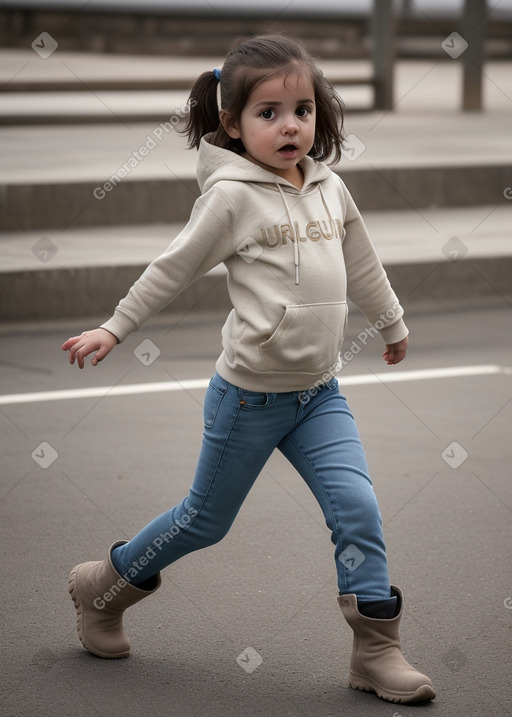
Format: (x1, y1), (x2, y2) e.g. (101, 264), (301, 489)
(63, 34), (435, 705)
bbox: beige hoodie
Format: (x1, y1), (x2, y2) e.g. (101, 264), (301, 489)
(101, 135), (408, 392)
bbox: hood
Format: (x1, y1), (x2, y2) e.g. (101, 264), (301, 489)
(196, 134), (335, 284)
(197, 133), (332, 194)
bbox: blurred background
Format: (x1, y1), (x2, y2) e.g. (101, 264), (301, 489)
(2, 0), (512, 59)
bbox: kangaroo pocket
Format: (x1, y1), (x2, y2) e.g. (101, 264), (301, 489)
(260, 301), (347, 373)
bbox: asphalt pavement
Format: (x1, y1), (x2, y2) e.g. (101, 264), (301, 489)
(1, 303), (511, 717)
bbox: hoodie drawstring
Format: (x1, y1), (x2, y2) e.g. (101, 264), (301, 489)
(277, 183), (336, 286)
(277, 184), (300, 285)
(319, 184), (336, 238)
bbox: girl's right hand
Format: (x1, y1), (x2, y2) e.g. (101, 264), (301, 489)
(62, 328), (118, 369)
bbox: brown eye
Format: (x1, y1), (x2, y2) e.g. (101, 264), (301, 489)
(260, 108), (275, 120)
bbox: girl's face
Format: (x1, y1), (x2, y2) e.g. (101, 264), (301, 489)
(223, 69), (316, 189)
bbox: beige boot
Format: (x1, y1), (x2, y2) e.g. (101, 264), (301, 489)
(68, 541), (161, 658)
(338, 586), (435, 704)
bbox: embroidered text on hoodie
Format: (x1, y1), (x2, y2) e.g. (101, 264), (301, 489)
(101, 135), (408, 392)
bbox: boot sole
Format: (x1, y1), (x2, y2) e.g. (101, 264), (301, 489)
(349, 674), (436, 703)
(68, 564), (130, 659)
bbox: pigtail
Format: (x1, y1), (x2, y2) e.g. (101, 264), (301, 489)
(182, 71), (221, 150)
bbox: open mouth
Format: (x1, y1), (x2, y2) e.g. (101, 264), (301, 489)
(278, 144), (298, 156)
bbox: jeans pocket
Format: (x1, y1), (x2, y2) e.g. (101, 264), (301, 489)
(204, 377), (227, 428)
(238, 388), (274, 409)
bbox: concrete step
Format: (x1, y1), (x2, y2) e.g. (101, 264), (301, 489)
(2, 54), (512, 125)
(2, 204), (511, 322)
(2, 162), (511, 232)
(2, 109), (512, 231)
(0, 52), (375, 124)
(0, 51), (376, 91)
(2, 53), (511, 319)
(0, 87), (373, 125)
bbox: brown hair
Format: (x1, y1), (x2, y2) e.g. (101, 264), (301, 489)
(182, 34), (345, 164)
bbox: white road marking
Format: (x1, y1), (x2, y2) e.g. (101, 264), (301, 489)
(341, 364), (511, 385)
(0, 365), (509, 406)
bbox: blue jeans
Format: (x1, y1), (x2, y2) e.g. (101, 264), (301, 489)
(111, 373), (392, 601)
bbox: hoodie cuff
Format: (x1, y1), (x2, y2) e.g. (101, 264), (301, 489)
(100, 310), (139, 344)
(379, 317), (409, 346)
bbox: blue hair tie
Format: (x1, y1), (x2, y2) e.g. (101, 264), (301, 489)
(213, 68), (221, 81)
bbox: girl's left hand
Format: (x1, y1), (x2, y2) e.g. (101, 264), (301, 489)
(382, 336), (408, 365)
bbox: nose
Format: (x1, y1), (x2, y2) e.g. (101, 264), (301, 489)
(282, 114), (299, 135)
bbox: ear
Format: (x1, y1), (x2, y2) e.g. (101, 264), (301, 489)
(219, 110), (241, 139)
